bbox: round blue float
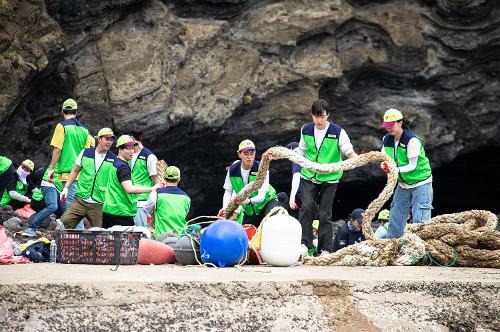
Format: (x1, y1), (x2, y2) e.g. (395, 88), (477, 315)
(200, 220), (249, 267)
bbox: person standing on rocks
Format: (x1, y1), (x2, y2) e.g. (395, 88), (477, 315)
(297, 99), (357, 256)
(380, 108), (433, 239)
(124, 129), (161, 228)
(47, 98), (94, 229)
(218, 139), (281, 227)
(144, 166), (190, 238)
(59, 128), (117, 229)
(101, 135), (163, 228)
(0, 160), (35, 210)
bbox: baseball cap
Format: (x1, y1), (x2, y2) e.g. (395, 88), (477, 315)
(116, 135), (138, 148)
(378, 209), (390, 221)
(62, 98), (77, 111)
(165, 166), (181, 180)
(351, 208), (365, 222)
(381, 108), (403, 128)
(312, 220), (319, 230)
(96, 128), (116, 139)
(21, 159), (34, 172)
(286, 142), (299, 150)
(238, 139), (256, 153)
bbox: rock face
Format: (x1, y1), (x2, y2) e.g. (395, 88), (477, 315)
(1, 0), (499, 215)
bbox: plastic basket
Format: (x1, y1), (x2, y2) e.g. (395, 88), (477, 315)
(55, 230), (141, 265)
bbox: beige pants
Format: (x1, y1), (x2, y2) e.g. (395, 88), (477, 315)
(61, 196), (103, 229)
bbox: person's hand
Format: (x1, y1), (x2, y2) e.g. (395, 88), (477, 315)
(229, 212), (238, 221)
(380, 161), (390, 173)
(289, 196), (298, 210)
(48, 169), (54, 183)
(217, 208), (225, 217)
(360, 149), (365, 155)
(153, 182), (165, 190)
(60, 187), (69, 202)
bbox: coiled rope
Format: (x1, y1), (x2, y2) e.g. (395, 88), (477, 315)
(223, 147), (500, 268)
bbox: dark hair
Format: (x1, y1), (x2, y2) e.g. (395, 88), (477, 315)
(311, 99), (330, 116)
(400, 119), (409, 130)
(124, 128), (143, 142)
(166, 178), (178, 184)
(62, 109), (77, 115)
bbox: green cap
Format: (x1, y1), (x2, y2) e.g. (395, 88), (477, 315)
(238, 139), (256, 153)
(96, 128), (116, 139)
(116, 135), (138, 148)
(381, 108), (403, 128)
(378, 209), (390, 221)
(165, 166), (180, 180)
(62, 98), (77, 111)
(312, 220), (319, 229)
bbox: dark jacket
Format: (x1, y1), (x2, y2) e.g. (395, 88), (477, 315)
(332, 223), (365, 252)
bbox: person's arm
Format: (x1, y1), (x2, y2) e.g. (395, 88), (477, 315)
(9, 191), (31, 203)
(60, 165), (81, 202)
(245, 171), (270, 205)
(339, 129), (357, 159)
(117, 165), (161, 194)
(296, 127), (306, 157)
(48, 124), (65, 180)
(289, 171), (301, 209)
(398, 138), (421, 173)
(146, 154), (160, 184)
(143, 191), (157, 215)
(85, 135), (95, 148)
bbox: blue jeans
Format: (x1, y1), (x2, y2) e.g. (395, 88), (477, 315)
(28, 186), (64, 230)
(386, 182), (433, 239)
(63, 181), (84, 230)
(134, 207), (147, 227)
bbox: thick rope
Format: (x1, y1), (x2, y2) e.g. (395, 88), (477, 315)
(223, 146), (500, 268)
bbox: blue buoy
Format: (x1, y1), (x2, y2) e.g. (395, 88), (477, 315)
(200, 220), (249, 267)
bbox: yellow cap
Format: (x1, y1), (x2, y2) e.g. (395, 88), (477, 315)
(381, 108), (403, 128)
(378, 209), (390, 220)
(116, 135), (138, 148)
(62, 98), (77, 111)
(312, 220), (319, 229)
(165, 166), (181, 180)
(238, 139), (256, 153)
(21, 159), (34, 172)
(96, 128), (116, 139)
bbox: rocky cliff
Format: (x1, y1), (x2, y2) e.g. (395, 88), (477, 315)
(1, 0), (499, 215)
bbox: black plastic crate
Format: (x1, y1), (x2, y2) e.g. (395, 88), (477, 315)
(55, 230), (141, 265)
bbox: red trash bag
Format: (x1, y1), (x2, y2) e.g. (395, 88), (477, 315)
(15, 204), (36, 220)
(0, 226), (31, 264)
(137, 238), (174, 265)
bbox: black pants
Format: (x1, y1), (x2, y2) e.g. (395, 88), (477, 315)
(0, 165), (15, 197)
(298, 179), (338, 252)
(102, 212), (134, 228)
(30, 199), (46, 212)
(243, 199), (282, 227)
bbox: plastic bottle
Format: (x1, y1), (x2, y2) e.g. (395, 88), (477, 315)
(50, 239), (57, 263)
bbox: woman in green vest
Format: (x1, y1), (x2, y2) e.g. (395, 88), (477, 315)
(380, 108), (433, 239)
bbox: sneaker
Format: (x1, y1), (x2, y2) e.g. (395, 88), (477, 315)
(21, 228), (36, 237)
(55, 219), (65, 231)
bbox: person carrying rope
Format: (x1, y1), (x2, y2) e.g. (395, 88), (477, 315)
(144, 166), (191, 238)
(218, 139), (281, 227)
(297, 99), (358, 256)
(380, 108), (433, 239)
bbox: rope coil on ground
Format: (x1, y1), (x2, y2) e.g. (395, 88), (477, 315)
(223, 146), (500, 268)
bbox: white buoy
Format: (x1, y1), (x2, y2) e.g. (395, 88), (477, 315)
(261, 214), (302, 266)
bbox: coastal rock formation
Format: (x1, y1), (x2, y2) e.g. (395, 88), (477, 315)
(1, 0), (499, 214)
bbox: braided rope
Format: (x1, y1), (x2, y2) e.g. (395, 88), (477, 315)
(223, 146), (500, 268)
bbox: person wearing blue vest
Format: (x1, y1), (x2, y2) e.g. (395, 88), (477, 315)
(125, 129), (161, 228)
(297, 99), (358, 256)
(59, 128), (117, 228)
(219, 140), (280, 227)
(380, 108), (433, 239)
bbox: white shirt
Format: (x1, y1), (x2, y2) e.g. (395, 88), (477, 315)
(75, 149), (107, 203)
(131, 149), (158, 207)
(297, 123), (354, 184)
(222, 162), (270, 209)
(381, 137), (432, 189)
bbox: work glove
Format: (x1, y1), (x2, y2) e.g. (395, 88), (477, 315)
(217, 208), (225, 217)
(60, 187), (69, 202)
(380, 161), (390, 173)
(48, 169), (54, 183)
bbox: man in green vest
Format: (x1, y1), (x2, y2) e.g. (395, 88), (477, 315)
(102, 135), (163, 228)
(47, 98), (94, 229)
(144, 166), (190, 238)
(219, 139), (280, 227)
(297, 99), (358, 256)
(0, 160), (35, 210)
(0, 156), (15, 197)
(59, 128), (117, 228)
(125, 129), (161, 228)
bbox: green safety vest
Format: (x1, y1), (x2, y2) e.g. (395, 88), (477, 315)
(383, 130), (432, 185)
(56, 118), (89, 173)
(154, 186), (191, 237)
(228, 160), (277, 216)
(42, 167), (64, 191)
(130, 147), (155, 202)
(31, 188), (44, 202)
(300, 122), (343, 182)
(75, 148), (116, 203)
(103, 158), (137, 217)
(0, 174), (28, 206)
(0, 156), (12, 175)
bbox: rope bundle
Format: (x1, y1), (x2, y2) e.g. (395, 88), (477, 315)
(223, 146), (500, 268)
